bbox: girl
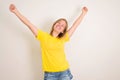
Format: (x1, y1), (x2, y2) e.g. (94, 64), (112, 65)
(9, 4), (88, 80)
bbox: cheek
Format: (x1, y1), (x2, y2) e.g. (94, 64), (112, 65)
(53, 25), (57, 30)
(61, 28), (65, 31)
(61, 27), (66, 32)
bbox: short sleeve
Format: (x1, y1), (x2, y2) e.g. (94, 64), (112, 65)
(63, 32), (70, 42)
(36, 29), (47, 41)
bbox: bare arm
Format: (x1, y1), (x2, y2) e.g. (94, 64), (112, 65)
(9, 4), (38, 37)
(67, 7), (88, 37)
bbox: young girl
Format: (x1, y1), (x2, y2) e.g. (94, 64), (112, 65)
(9, 4), (88, 80)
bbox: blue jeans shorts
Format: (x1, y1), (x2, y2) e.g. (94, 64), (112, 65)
(44, 69), (73, 80)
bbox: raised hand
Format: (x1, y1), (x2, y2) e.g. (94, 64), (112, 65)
(67, 6), (88, 37)
(82, 7), (88, 14)
(9, 4), (38, 36)
(9, 4), (17, 13)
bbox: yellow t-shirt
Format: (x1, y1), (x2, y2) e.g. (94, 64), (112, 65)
(36, 29), (70, 72)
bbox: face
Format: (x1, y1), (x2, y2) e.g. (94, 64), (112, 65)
(53, 20), (66, 33)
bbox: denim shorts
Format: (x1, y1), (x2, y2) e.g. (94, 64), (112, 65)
(44, 69), (73, 80)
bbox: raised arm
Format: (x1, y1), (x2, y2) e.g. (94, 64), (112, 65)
(67, 7), (88, 37)
(9, 4), (38, 37)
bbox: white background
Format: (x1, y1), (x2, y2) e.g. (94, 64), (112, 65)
(0, 0), (120, 80)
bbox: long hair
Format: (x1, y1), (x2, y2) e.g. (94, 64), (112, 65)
(50, 18), (68, 38)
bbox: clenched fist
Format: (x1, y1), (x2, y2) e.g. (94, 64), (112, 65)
(82, 7), (88, 14)
(9, 4), (17, 13)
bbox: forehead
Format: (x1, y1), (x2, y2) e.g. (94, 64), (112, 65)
(58, 20), (66, 24)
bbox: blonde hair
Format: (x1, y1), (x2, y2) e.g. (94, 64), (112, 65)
(50, 18), (68, 38)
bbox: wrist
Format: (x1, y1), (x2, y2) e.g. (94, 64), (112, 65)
(13, 9), (18, 14)
(81, 12), (86, 15)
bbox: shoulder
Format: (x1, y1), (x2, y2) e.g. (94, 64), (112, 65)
(36, 29), (50, 41)
(61, 32), (70, 42)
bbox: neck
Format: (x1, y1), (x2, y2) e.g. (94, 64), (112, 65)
(52, 31), (60, 37)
